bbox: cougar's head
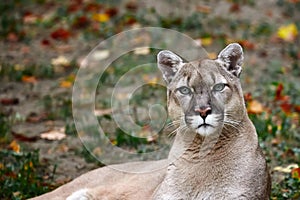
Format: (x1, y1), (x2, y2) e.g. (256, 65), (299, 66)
(157, 43), (246, 136)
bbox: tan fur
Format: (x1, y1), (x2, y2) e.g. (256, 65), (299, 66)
(31, 43), (270, 200)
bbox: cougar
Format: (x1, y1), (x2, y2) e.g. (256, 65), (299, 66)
(31, 43), (271, 200)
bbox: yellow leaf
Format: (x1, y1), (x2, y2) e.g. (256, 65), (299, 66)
(0, 163), (4, 169)
(60, 80), (72, 88)
(9, 140), (20, 153)
(200, 37), (213, 46)
(277, 23), (298, 42)
(92, 13), (110, 23)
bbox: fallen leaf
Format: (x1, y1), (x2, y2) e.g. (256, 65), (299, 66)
(91, 50), (110, 60)
(11, 130), (39, 142)
(196, 5), (211, 14)
(125, 2), (138, 11)
(229, 3), (240, 12)
(247, 100), (264, 114)
(291, 168), (300, 180)
(133, 47), (150, 55)
(274, 164), (299, 173)
(207, 52), (217, 59)
(244, 93), (253, 102)
(9, 140), (20, 153)
(94, 108), (112, 116)
(26, 112), (48, 123)
(84, 3), (102, 12)
(105, 7), (119, 17)
(23, 11), (39, 24)
(72, 16), (90, 29)
(7, 33), (19, 42)
(51, 56), (70, 67)
(92, 13), (110, 23)
(40, 128), (66, 141)
(1, 98), (19, 105)
(239, 40), (255, 50)
(51, 28), (71, 41)
(93, 147), (102, 156)
(22, 75), (37, 83)
(200, 37), (213, 46)
(41, 39), (51, 46)
(142, 75), (158, 85)
(277, 23), (298, 42)
(60, 80), (73, 88)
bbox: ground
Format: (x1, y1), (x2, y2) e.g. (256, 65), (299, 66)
(0, 0), (299, 199)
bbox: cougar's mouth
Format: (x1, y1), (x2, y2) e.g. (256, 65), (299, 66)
(197, 123), (213, 129)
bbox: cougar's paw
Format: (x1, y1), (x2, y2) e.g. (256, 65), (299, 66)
(66, 189), (92, 200)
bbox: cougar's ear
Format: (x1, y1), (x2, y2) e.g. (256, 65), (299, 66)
(217, 43), (243, 78)
(157, 50), (184, 84)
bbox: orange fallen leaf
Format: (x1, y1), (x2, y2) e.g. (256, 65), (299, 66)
(239, 40), (255, 50)
(40, 128), (66, 141)
(247, 100), (264, 114)
(9, 140), (20, 153)
(22, 75), (37, 83)
(291, 168), (300, 180)
(60, 80), (73, 88)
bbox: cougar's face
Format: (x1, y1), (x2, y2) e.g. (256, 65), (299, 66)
(158, 43), (245, 137)
(169, 60), (237, 136)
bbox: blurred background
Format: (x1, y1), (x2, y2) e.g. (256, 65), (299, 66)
(0, 0), (299, 199)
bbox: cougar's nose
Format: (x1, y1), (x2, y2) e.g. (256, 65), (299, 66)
(195, 106), (212, 119)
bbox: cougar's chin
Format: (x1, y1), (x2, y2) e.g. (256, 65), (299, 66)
(185, 114), (222, 136)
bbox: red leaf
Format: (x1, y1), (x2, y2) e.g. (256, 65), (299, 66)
(12, 131), (39, 142)
(67, 4), (80, 13)
(244, 92), (253, 102)
(41, 39), (51, 46)
(72, 16), (90, 29)
(7, 33), (19, 42)
(239, 40), (255, 50)
(125, 2), (138, 11)
(84, 3), (102, 12)
(1, 98), (19, 105)
(230, 3), (240, 12)
(26, 112), (48, 123)
(51, 28), (71, 41)
(280, 101), (292, 114)
(105, 7), (119, 17)
(275, 83), (284, 101)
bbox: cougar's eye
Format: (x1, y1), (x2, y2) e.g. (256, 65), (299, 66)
(213, 83), (227, 92)
(177, 86), (192, 95)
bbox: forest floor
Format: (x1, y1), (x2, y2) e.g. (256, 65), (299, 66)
(0, 0), (299, 199)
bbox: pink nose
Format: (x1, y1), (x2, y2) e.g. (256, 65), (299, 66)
(195, 107), (212, 118)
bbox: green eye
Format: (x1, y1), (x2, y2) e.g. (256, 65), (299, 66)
(178, 86), (192, 95)
(213, 83), (226, 91)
